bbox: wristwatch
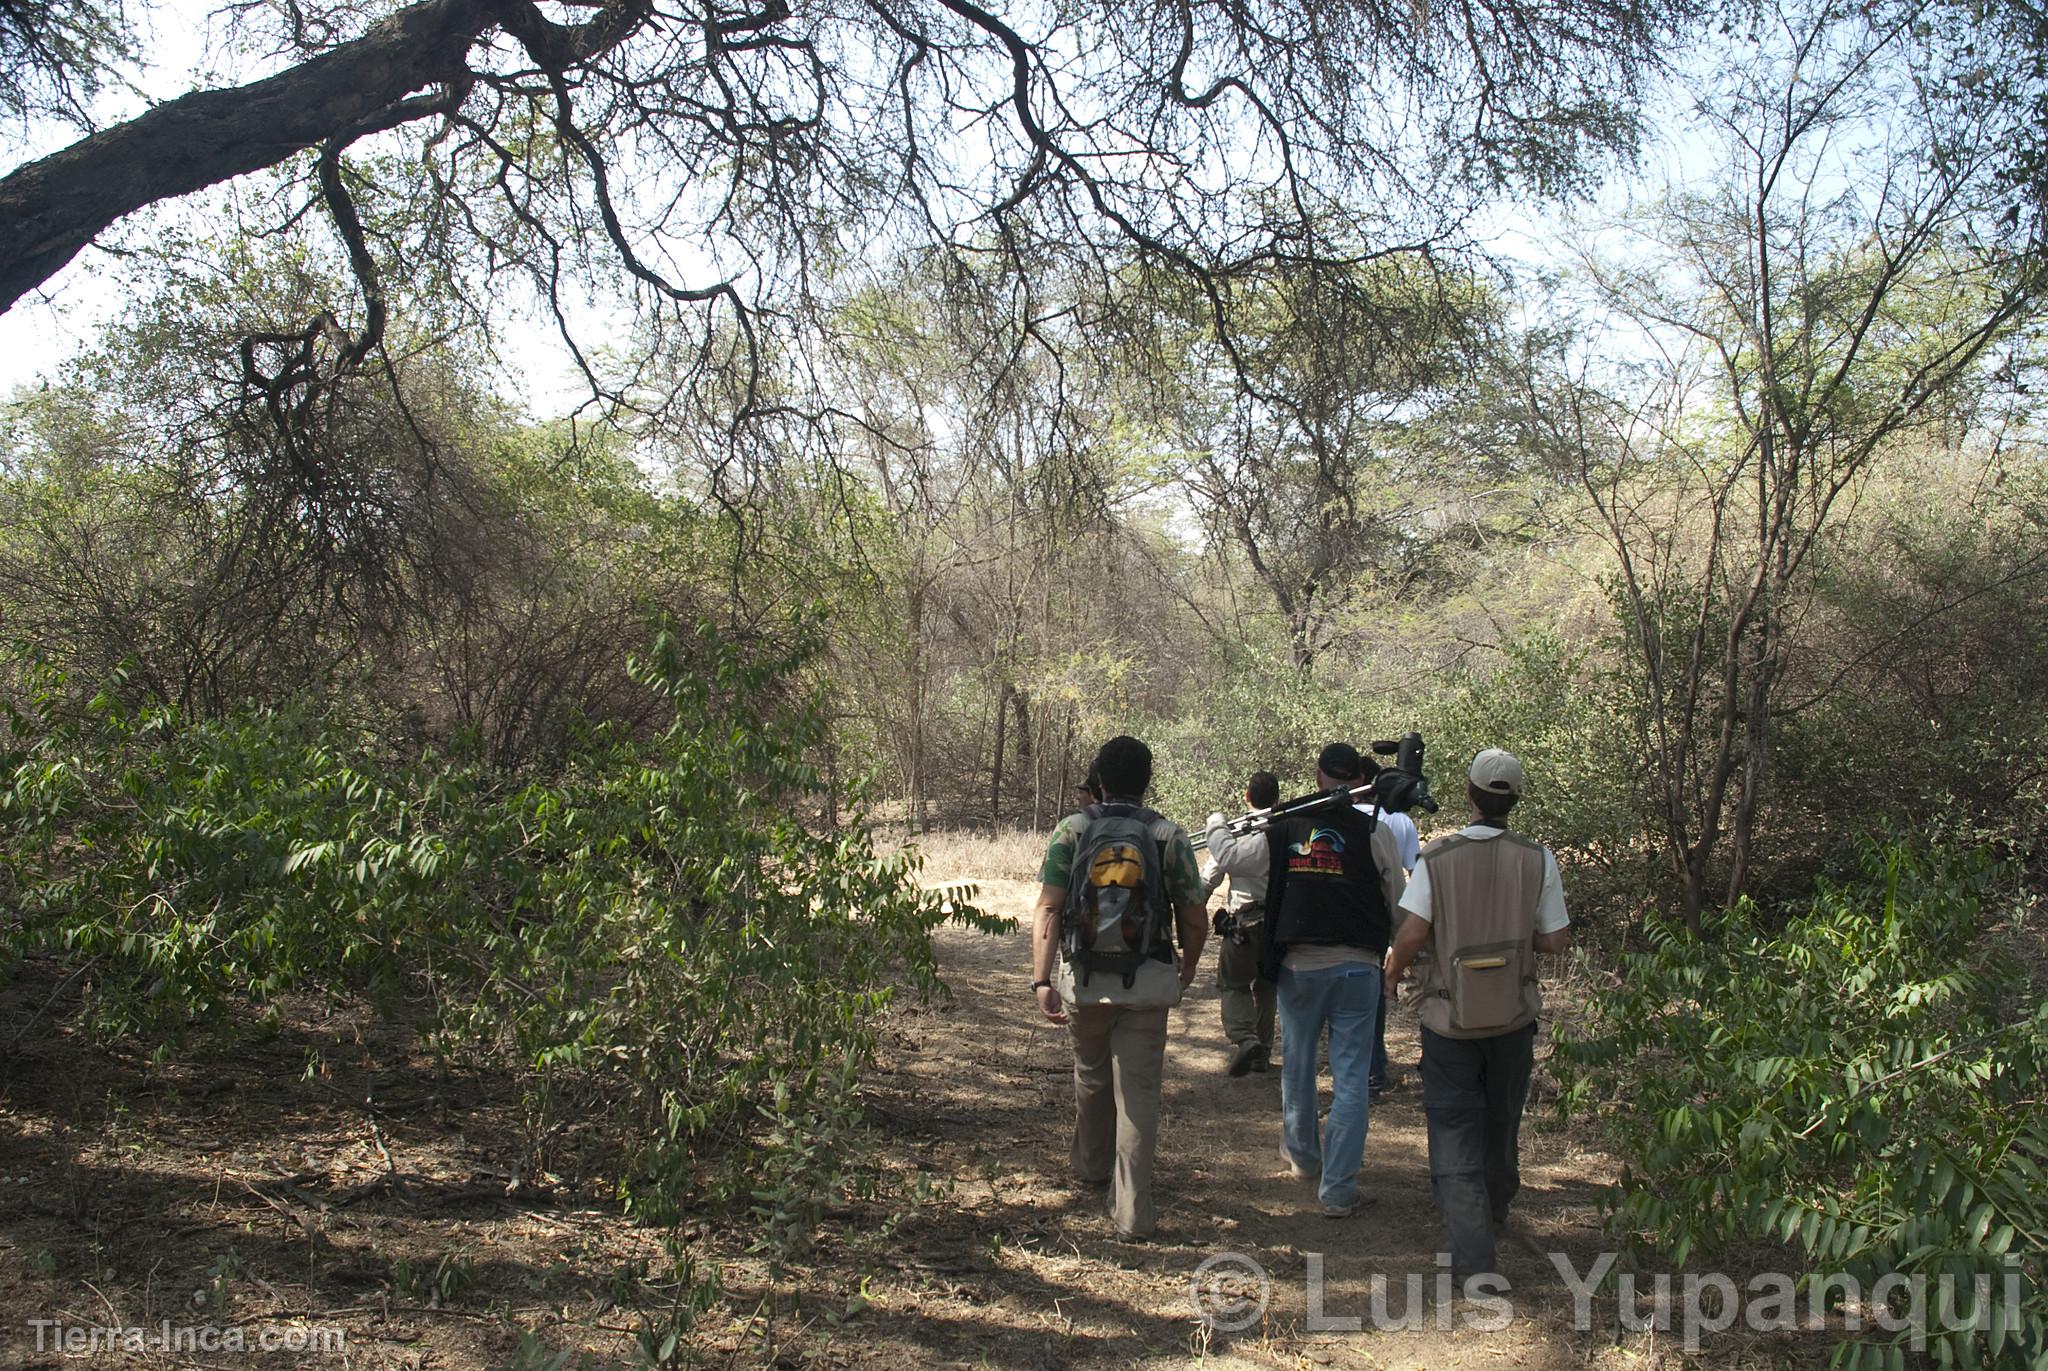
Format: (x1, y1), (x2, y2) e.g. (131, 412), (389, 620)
(1030, 979), (1053, 992)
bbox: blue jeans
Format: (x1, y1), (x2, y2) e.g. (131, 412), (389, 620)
(1277, 960), (1382, 1210)
(1370, 994), (1389, 1089)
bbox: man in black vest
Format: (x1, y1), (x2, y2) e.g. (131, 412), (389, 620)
(1257, 743), (1408, 1217)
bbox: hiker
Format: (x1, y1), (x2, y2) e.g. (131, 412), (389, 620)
(1031, 736), (1208, 1240)
(1357, 787), (1421, 1098)
(1382, 748), (1570, 1281)
(1201, 770), (1281, 1076)
(1257, 742), (1408, 1218)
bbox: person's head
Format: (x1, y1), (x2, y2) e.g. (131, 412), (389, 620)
(1314, 741), (1370, 791)
(1467, 748), (1524, 819)
(1092, 736), (1153, 800)
(1245, 770), (1280, 809)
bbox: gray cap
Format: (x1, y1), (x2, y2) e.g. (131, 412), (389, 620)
(1468, 748), (1525, 796)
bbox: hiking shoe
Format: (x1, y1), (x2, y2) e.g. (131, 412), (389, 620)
(1250, 1046), (1270, 1073)
(1227, 1039), (1264, 1077)
(1322, 1199), (1360, 1218)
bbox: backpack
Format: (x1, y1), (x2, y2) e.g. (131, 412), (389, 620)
(1060, 803), (1177, 990)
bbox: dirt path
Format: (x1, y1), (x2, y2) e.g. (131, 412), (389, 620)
(849, 872), (1632, 1369)
(0, 860), (1642, 1370)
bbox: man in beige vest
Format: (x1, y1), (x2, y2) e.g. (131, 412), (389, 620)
(1382, 748), (1569, 1280)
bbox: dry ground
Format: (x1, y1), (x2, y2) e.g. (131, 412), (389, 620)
(0, 833), (1802, 1370)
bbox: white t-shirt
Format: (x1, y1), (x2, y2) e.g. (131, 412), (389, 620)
(1397, 824), (1569, 934)
(1357, 802), (1420, 872)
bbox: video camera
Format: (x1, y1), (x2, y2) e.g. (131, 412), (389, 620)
(1189, 730), (1437, 851)
(1367, 732), (1438, 816)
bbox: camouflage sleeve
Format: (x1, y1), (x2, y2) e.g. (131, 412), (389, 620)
(1163, 830), (1206, 908)
(1038, 815), (1083, 888)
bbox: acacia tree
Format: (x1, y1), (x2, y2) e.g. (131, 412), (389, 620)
(708, 260), (1188, 832)
(1, 0), (1681, 433)
(1152, 257), (1513, 674)
(1525, 0), (2046, 927)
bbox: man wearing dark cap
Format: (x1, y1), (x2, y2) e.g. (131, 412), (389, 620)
(1383, 748), (1570, 1280)
(1257, 742), (1408, 1217)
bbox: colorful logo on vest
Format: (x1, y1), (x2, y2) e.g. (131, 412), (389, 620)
(1287, 827), (1346, 874)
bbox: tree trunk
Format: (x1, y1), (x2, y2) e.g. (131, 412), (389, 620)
(1724, 614), (1782, 909)
(1032, 690), (1047, 829)
(823, 737), (840, 831)
(1678, 850), (1708, 935)
(1055, 708), (1076, 823)
(906, 585), (926, 835)
(0, 0), (498, 312)
(991, 681), (1012, 830)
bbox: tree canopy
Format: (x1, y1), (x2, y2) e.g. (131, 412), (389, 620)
(2, 0), (1681, 413)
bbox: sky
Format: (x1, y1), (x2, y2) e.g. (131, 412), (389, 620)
(0, 1), (1785, 413)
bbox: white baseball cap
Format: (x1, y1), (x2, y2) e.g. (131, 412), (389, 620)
(1469, 748), (1525, 797)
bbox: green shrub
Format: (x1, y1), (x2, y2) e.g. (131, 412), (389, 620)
(1415, 630), (1656, 920)
(1556, 842), (2047, 1367)
(1139, 650), (1390, 825)
(0, 623), (1000, 1248)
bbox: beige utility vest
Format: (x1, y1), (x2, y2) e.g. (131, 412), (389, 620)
(1416, 829), (1546, 1039)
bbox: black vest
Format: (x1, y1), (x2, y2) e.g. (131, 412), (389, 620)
(1268, 803), (1392, 956)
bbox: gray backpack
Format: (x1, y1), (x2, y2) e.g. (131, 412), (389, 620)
(1060, 803), (1176, 990)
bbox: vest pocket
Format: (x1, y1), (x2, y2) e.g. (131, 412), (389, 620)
(1450, 939), (1528, 1033)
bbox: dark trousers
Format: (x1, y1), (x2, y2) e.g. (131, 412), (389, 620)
(1370, 999), (1388, 1088)
(1419, 1022), (1536, 1276)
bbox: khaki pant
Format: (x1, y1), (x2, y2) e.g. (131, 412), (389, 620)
(1067, 1002), (1169, 1237)
(1216, 934), (1276, 1048)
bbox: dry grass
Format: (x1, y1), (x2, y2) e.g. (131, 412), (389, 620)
(895, 826), (1051, 888)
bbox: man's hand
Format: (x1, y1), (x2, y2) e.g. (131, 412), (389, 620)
(1174, 901), (1208, 987)
(1033, 882), (1067, 1023)
(1384, 913), (1431, 1004)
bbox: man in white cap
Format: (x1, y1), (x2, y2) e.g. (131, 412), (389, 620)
(1381, 748), (1569, 1282)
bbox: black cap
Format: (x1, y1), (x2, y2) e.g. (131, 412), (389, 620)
(1317, 742), (1365, 782)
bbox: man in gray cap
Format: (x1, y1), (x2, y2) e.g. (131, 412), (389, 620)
(1381, 748), (1570, 1282)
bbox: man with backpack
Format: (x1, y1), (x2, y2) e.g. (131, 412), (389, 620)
(1382, 748), (1570, 1281)
(1257, 743), (1408, 1218)
(1030, 736), (1208, 1240)
(1201, 770), (1281, 1076)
